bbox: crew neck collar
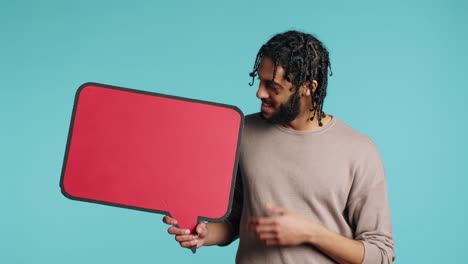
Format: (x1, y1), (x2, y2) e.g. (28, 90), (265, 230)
(272, 115), (336, 135)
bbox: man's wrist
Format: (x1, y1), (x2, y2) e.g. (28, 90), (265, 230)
(306, 221), (324, 245)
(205, 221), (234, 247)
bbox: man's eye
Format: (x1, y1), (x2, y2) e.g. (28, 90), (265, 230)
(268, 85), (278, 91)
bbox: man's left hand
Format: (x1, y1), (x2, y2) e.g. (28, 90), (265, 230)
(247, 203), (323, 246)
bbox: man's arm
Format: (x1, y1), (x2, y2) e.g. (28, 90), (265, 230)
(344, 139), (395, 263)
(306, 139), (395, 264)
(307, 224), (364, 264)
(248, 205), (364, 264)
(204, 220), (235, 246)
(249, 140), (395, 264)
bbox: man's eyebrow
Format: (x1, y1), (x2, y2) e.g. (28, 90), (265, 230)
(265, 80), (284, 89)
(257, 74), (284, 89)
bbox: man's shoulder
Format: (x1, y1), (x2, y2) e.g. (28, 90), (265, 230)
(332, 117), (378, 150)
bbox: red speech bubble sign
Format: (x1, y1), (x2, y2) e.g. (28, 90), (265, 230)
(60, 83), (243, 253)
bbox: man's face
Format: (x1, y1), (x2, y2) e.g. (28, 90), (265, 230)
(256, 56), (301, 124)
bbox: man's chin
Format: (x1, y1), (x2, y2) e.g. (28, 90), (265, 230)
(260, 111), (275, 122)
(260, 111), (272, 119)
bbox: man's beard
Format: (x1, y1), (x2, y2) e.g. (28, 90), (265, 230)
(261, 92), (301, 124)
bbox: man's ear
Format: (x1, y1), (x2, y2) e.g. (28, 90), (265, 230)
(302, 80), (318, 96)
(311, 80), (318, 93)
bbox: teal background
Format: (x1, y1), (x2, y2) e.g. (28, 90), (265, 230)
(1, 0), (466, 263)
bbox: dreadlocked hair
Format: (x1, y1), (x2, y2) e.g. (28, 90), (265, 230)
(248, 30), (333, 126)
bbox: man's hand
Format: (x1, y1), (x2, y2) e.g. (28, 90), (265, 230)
(247, 203), (321, 246)
(162, 216), (208, 249)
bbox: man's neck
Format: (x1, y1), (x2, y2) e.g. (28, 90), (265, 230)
(280, 112), (332, 132)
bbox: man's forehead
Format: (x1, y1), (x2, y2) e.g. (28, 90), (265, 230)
(258, 57), (286, 81)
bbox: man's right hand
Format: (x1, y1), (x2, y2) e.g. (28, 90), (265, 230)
(162, 216), (208, 249)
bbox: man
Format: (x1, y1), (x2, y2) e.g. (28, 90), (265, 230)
(163, 30), (395, 264)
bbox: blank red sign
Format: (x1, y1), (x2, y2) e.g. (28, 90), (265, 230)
(60, 83), (243, 251)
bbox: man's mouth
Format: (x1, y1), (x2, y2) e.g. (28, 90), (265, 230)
(262, 100), (273, 107)
(261, 101), (274, 112)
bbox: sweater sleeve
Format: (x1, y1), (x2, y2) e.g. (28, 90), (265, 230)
(346, 139), (396, 263)
(219, 166), (243, 247)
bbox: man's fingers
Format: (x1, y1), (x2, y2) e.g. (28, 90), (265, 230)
(251, 223), (277, 233)
(180, 239), (199, 248)
(163, 216), (177, 225)
(168, 226), (190, 235)
(247, 221), (277, 234)
(258, 232), (277, 240)
(264, 239), (279, 246)
(164, 218), (204, 249)
(196, 222), (208, 238)
(175, 234), (199, 242)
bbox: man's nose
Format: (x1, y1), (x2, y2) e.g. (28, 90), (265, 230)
(256, 84), (269, 100)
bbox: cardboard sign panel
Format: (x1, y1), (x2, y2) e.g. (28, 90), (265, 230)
(60, 83), (243, 252)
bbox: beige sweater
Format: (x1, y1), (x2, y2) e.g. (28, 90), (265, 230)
(223, 113), (395, 264)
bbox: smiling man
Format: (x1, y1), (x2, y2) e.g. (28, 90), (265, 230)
(163, 30), (395, 264)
